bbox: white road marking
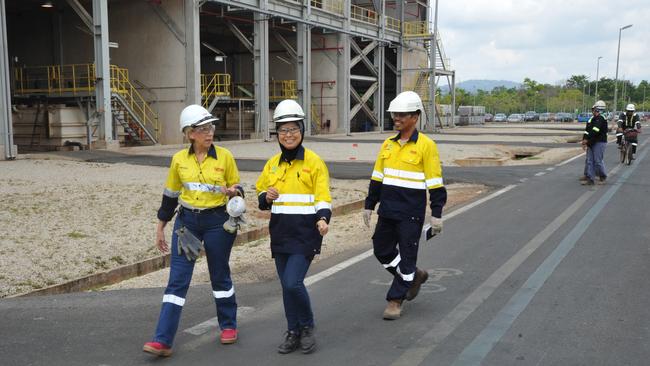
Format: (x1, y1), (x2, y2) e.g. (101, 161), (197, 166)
(556, 151), (585, 166)
(534, 172), (546, 176)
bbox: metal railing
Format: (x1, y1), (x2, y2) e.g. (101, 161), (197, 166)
(385, 16), (401, 32)
(310, 0), (344, 15)
(110, 66), (160, 140)
(403, 21), (429, 37)
(350, 4), (378, 25)
(13, 63), (159, 140)
(201, 73), (231, 108)
(270, 80), (298, 101)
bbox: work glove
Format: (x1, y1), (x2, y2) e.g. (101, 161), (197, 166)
(363, 209), (372, 228)
(430, 217), (443, 235)
(223, 214), (247, 234)
(175, 226), (203, 261)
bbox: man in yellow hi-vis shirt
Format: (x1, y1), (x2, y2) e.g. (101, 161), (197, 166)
(363, 91), (447, 320)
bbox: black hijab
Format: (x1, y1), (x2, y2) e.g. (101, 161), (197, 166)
(278, 120), (305, 163)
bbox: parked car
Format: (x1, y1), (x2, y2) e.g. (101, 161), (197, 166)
(555, 112), (574, 122)
(494, 113), (507, 122)
(539, 112), (554, 122)
(576, 113), (591, 123)
(524, 111), (539, 121)
(507, 113), (524, 122)
(484, 113), (494, 122)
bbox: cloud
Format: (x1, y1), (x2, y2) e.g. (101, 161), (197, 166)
(437, 0), (650, 84)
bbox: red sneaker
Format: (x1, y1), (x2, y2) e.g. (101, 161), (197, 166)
(143, 341), (172, 357)
(220, 328), (238, 344)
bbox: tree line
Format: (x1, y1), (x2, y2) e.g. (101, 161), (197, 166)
(440, 76), (650, 115)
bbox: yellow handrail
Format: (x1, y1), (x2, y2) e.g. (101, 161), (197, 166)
(310, 0), (344, 15)
(385, 16), (401, 32)
(270, 80), (298, 101)
(13, 63), (159, 140)
(403, 21), (430, 37)
(201, 73), (231, 108)
(350, 4), (378, 25)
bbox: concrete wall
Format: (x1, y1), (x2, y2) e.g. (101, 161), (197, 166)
(108, 0), (187, 145)
(8, 6), (92, 67)
(311, 34), (339, 133)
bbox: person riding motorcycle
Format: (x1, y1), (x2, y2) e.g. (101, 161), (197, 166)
(616, 103), (642, 158)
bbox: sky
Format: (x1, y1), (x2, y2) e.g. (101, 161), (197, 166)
(436, 0), (650, 85)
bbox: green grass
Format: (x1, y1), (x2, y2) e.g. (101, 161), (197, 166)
(67, 231), (89, 239)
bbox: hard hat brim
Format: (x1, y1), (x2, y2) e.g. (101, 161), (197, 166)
(191, 115), (219, 127)
(274, 116), (304, 123)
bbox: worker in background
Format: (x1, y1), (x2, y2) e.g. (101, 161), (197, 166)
(143, 105), (244, 357)
(581, 100), (608, 185)
(616, 103), (642, 158)
(256, 99), (332, 354)
(363, 91), (447, 320)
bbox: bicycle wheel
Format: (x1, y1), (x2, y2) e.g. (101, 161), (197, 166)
(627, 145), (633, 165)
(620, 144), (626, 163)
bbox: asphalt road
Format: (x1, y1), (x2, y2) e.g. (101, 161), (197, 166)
(2, 137), (649, 365)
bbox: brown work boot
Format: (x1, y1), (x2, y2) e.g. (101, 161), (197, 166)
(382, 300), (402, 320)
(579, 175), (589, 182)
(406, 268), (429, 301)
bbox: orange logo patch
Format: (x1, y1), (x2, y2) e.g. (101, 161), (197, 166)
(302, 168), (311, 173)
(214, 167), (224, 172)
(410, 150), (418, 154)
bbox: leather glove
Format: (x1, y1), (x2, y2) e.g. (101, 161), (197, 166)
(224, 214), (248, 234)
(175, 226), (203, 261)
(430, 217), (443, 235)
(363, 209), (372, 228)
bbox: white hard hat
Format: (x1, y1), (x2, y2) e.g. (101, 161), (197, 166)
(592, 100), (606, 111)
(226, 196), (246, 218)
(626, 103), (635, 111)
(387, 91), (424, 113)
(273, 99), (305, 124)
(179, 104), (218, 132)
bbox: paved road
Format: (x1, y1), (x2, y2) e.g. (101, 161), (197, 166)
(2, 137), (649, 365)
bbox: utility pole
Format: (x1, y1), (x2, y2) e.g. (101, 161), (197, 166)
(613, 24), (632, 119)
(595, 56), (602, 101)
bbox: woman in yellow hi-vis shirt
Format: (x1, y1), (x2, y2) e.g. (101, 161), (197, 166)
(143, 105), (244, 357)
(256, 99), (332, 355)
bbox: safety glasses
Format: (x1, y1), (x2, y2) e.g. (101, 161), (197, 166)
(277, 126), (301, 136)
(193, 124), (215, 134)
(390, 112), (412, 119)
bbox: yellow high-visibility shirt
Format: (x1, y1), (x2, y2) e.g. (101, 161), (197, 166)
(163, 144), (240, 210)
(255, 146), (332, 255)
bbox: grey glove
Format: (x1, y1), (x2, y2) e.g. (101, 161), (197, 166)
(430, 217), (443, 235)
(363, 209), (372, 228)
(175, 226), (203, 261)
(223, 214), (247, 234)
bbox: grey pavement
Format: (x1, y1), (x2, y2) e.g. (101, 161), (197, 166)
(2, 136), (648, 365)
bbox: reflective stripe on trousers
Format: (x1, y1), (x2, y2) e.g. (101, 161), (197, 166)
(153, 208), (237, 346)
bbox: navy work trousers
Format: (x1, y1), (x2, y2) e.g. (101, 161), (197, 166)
(372, 216), (423, 301)
(586, 142), (607, 181)
(274, 253), (314, 332)
(153, 208), (237, 346)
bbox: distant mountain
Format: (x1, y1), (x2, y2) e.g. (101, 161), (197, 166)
(440, 79), (521, 94)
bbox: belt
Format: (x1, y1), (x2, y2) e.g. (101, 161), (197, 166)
(180, 205), (225, 214)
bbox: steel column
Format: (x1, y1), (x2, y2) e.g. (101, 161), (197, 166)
(92, 0), (113, 143)
(337, 33), (351, 135)
(297, 23), (311, 135)
(254, 11), (270, 140)
(185, 0), (201, 105)
(375, 45), (385, 131)
(429, 0), (439, 132)
(0, 0), (15, 159)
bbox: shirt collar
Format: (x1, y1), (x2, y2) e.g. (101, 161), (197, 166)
(390, 129), (419, 143)
(188, 144), (217, 159)
(277, 145), (305, 165)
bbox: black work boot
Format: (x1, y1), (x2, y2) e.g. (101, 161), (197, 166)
(277, 330), (300, 354)
(406, 268), (429, 301)
(300, 326), (316, 354)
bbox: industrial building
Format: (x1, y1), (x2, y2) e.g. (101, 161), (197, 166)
(0, 0), (455, 160)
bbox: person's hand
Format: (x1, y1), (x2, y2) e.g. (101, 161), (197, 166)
(363, 209), (372, 228)
(155, 228), (169, 253)
(317, 219), (329, 236)
(266, 187), (279, 203)
(221, 184), (240, 198)
(430, 217), (443, 235)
